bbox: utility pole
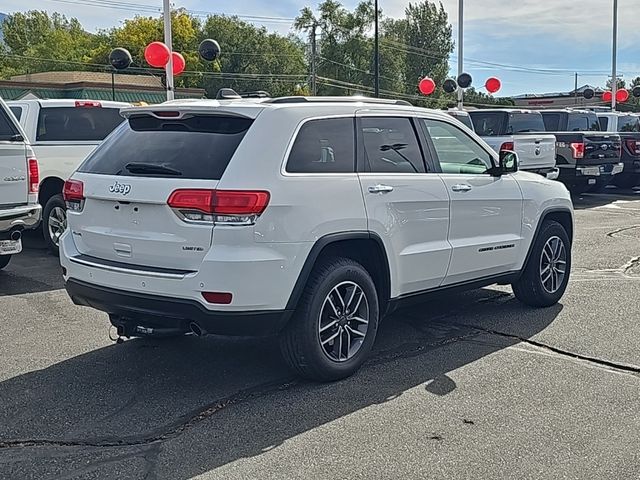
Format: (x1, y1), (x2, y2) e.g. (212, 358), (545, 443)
(374, 0), (380, 97)
(163, 0), (175, 101)
(611, 0), (618, 110)
(310, 22), (318, 96)
(574, 72), (578, 105)
(457, 0), (464, 109)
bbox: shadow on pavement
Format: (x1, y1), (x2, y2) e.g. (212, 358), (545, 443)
(0, 240), (63, 296)
(572, 188), (640, 210)
(0, 287), (563, 478)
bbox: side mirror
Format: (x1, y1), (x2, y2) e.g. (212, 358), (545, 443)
(490, 150), (518, 176)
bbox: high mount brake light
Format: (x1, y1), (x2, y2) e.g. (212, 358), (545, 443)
(167, 189), (270, 225)
(75, 101), (102, 108)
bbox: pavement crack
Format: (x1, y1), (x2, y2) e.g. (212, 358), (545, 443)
(606, 225), (640, 238)
(457, 323), (640, 376)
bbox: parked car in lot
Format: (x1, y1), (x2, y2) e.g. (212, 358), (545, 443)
(0, 98), (41, 270)
(541, 109), (623, 193)
(60, 96), (574, 381)
(596, 112), (640, 189)
(6, 99), (130, 253)
(468, 109), (558, 179)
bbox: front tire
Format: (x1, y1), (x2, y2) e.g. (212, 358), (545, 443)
(42, 194), (66, 255)
(0, 255), (11, 270)
(280, 257), (379, 382)
(512, 220), (571, 307)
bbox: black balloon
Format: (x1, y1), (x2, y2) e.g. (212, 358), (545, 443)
(109, 48), (132, 70)
(443, 78), (458, 94)
(457, 72), (472, 88)
(633, 86), (640, 98)
(583, 88), (595, 100)
(199, 39), (221, 61)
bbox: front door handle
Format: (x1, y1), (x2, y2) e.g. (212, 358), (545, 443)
(451, 184), (472, 192)
(368, 184), (394, 194)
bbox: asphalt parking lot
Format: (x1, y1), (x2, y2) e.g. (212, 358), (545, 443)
(1, 191), (639, 479)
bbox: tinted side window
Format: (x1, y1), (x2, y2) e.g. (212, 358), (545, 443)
(286, 118), (355, 173)
(598, 117), (609, 131)
(9, 106), (22, 122)
(618, 115), (640, 132)
(542, 113), (562, 131)
(507, 113), (545, 133)
(79, 115), (252, 180)
(469, 112), (506, 136)
(36, 107), (125, 141)
(360, 117), (426, 173)
(422, 119), (493, 175)
(0, 108), (19, 141)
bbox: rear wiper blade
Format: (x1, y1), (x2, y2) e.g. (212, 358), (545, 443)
(124, 162), (182, 176)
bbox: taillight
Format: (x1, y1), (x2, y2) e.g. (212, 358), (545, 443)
(625, 139), (640, 156)
(167, 189), (270, 225)
(500, 141), (514, 152)
(63, 179), (85, 211)
(27, 158), (39, 194)
(201, 292), (233, 304)
(570, 142), (585, 159)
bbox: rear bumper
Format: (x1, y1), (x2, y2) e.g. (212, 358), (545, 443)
(558, 163), (623, 184)
(65, 278), (292, 337)
(0, 204), (41, 233)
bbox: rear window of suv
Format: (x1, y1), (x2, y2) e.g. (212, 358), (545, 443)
(506, 112), (545, 133)
(78, 114), (253, 180)
(36, 107), (125, 141)
(618, 115), (640, 132)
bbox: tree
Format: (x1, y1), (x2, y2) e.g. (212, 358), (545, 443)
(0, 11), (97, 77)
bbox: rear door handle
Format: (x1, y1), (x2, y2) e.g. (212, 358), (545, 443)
(451, 184), (472, 192)
(368, 184), (394, 194)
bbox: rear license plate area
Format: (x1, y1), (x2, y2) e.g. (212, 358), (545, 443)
(0, 239), (22, 255)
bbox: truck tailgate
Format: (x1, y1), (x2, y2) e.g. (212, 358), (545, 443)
(514, 134), (556, 170)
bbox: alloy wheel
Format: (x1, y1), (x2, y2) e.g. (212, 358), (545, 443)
(539, 235), (567, 294)
(318, 281), (369, 362)
(48, 206), (67, 247)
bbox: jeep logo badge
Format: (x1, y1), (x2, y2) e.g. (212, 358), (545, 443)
(109, 181), (131, 195)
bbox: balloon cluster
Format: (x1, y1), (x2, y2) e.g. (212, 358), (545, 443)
(602, 89), (633, 103)
(108, 39), (221, 76)
(418, 73), (502, 96)
(144, 42), (185, 75)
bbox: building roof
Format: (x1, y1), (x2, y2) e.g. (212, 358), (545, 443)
(10, 71), (163, 88)
(512, 84), (604, 99)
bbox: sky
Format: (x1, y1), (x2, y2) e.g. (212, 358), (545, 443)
(2, 0), (640, 97)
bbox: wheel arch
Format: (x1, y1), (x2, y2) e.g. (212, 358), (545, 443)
(39, 176), (65, 206)
(519, 207), (573, 279)
(285, 232), (392, 315)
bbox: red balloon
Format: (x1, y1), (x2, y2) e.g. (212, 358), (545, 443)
(485, 77), (501, 94)
(171, 52), (186, 76)
(419, 77), (436, 95)
(602, 91), (613, 102)
(144, 41), (170, 68)
(616, 89), (629, 103)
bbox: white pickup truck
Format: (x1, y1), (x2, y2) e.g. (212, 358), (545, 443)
(469, 109), (558, 179)
(0, 98), (41, 269)
(6, 99), (129, 252)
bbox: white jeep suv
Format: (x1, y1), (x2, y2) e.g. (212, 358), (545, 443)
(60, 97), (573, 381)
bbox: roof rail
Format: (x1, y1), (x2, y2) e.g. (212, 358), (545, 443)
(265, 96), (413, 106)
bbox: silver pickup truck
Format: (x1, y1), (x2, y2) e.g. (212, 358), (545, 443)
(0, 98), (41, 270)
(469, 109), (558, 179)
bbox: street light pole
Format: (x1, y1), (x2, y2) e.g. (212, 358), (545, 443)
(611, 0), (618, 110)
(163, 0), (175, 101)
(374, 0), (380, 97)
(457, 0), (464, 109)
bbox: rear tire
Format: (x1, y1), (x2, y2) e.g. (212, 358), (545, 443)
(42, 194), (66, 255)
(0, 255), (11, 270)
(512, 220), (571, 308)
(280, 257), (379, 382)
